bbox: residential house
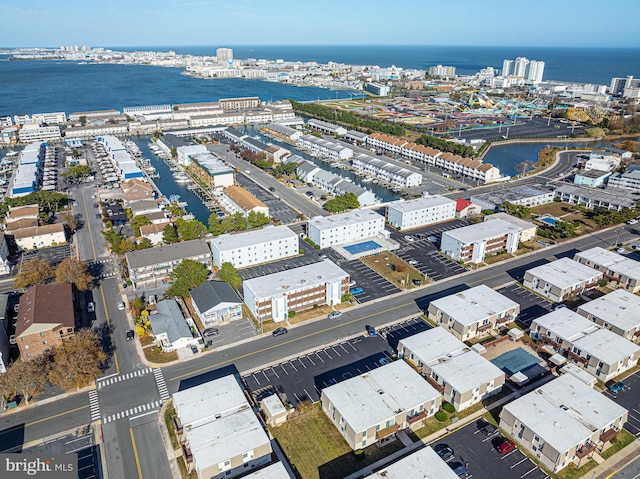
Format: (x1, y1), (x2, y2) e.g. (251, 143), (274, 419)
(15, 283), (75, 360)
(321, 361), (441, 450)
(130, 199), (162, 217)
(122, 178), (154, 203)
(499, 374), (627, 473)
(523, 258), (603, 302)
(455, 198), (481, 219)
(13, 223), (66, 251)
(470, 185), (554, 211)
(398, 327), (505, 411)
(148, 299), (195, 351)
(139, 222), (172, 245)
(428, 285), (520, 341)
(172, 375), (272, 479)
(219, 186), (269, 218)
(190, 281), (243, 327)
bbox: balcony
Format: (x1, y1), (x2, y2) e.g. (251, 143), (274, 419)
(424, 375), (445, 393)
(600, 427), (619, 443)
(542, 336), (561, 349)
(496, 316), (510, 325)
(407, 410), (428, 425)
(568, 351), (589, 365)
(182, 444), (193, 464)
(376, 424), (400, 440)
(477, 323), (494, 333)
(576, 441), (596, 459)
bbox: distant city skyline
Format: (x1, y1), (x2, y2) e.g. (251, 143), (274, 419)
(1, 0), (639, 49)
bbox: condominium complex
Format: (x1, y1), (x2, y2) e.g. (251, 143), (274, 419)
(10, 142), (43, 197)
(502, 57), (545, 83)
(208, 225), (298, 268)
(386, 196), (456, 230)
(243, 260), (349, 323)
(296, 134), (353, 160)
(428, 285), (520, 341)
(97, 135), (144, 181)
(308, 209), (385, 249)
(351, 154), (422, 188)
(577, 289), (640, 343)
(523, 258), (603, 302)
(440, 218), (521, 263)
(574, 247), (640, 293)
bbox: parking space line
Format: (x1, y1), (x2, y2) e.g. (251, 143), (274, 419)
(252, 373), (260, 385)
(511, 457), (528, 469)
(331, 346), (341, 357)
(347, 341), (357, 351)
(289, 360), (298, 372)
(501, 450), (518, 460)
(307, 355), (315, 365)
(262, 370), (269, 381)
(339, 343), (349, 354)
(323, 349), (332, 360)
(521, 466), (539, 478)
(279, 364), (288, 375)
(314, 352), (324, 363)
(304, 388), (314, 402)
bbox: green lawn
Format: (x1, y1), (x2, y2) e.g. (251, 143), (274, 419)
(409, 401), (485, 441)
(143, 347), (178, 364)
(601, 429), (635, 459)
(270, 403), (404, 479)
(555, 460), (598, 479)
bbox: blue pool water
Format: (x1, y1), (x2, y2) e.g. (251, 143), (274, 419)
(491, 349), (541, 377)
(541, 217), (558, 226)
(343, 240), (382, 255)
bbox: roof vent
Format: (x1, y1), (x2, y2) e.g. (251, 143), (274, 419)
(377, 389), (384, 395)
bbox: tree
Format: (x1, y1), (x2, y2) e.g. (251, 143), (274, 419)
(47, 330), (106, 391)
(619, 140), (638, 153)
(500, 201), (531, 219)
(131, 215), (152, 236)
(324, 193), (360, 213)
(120, 238), (136, 253)
(131, 296), (145, 318)
(101, 228), (125, 253)
(0, 371), (16, 410)
(165, 259), (209, 298)
(176, 218), (207, 241)
(62, 164), (92, 181)
(219, 262), (242, 290)
(55, 258), (93, 291)
(10, 357), (50, 405)
(14, 258), (54, 289)
(162, 224), (179, 244)
(62, 213), (79, 232)
(137, 238), (152, 250)
(247, 211), (270, 229)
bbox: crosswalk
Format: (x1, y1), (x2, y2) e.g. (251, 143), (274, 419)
(153, 368), (170, 401)
(88, 389), (101, 421)
(97, 368), (153, 388)
(102, 400), (163, 424)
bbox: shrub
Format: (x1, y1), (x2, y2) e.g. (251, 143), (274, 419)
(353, 449), (365, 461)
(288, 311), (296, 318)
(435, 411), (448, 422)
(442, 402), (456, 413)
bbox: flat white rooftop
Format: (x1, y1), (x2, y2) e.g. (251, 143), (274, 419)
(431, 349), (504, 395)
(387, 195), (455, 214)
(484, 212), (537, 230)
(572, 328), (640, 366)
(502, 374), (627, 454)
(443, 218), (521, 244)
(209, 225), (297, 252)
(430, 285), (519, 326)
(532, 309), (599, 343)
(322, 360), (440, 434)
(245, 463), (290, 479)
(575, 247), (640, 280)
(366, 446), (459, 479)
(577, 289), (640, 333)
(560, 363), (597, 386)
(308, 208), (384, 231)
(526, 257), (602, 289)
(243, 260), (348, 300)
(399, 327), (466, 365)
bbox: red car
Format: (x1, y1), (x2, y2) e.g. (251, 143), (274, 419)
(496, 439), (515, 455)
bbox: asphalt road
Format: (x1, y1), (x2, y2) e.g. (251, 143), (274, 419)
(614, 455), (640, 478)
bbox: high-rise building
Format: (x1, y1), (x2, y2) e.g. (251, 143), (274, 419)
(610, 76), (640, 98)
(428, 64), (456, 77)
(216, 47), (233, 62)
(501, 57), (544, 83)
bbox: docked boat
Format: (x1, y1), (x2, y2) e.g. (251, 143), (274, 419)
(173, 173), (190, 183)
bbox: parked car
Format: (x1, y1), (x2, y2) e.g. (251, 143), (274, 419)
(450, 463), (469, 478)
(350, 287), (364, 295)
(496, 438), (516, 455)
(269, 186), (276, 192)
(609, 381), (626, 393)
(191, 345), (199, 354)
(87, 302), (95, 313)
(202, 328), (220, 337)
(387, 263), (396, 271)
(117, 302), (125, 310)
(435, 444), (454, 461)
(125, 330), (135, 341)
(617, 247), (626, 253)
(479, 422), (497, 437)
(407, 258), (418, 265)
(379, 357), (390, 366)
(412, 279), (422, 286)
(427, 235), (438, 243)
(403, 235), (415, 243)
(272, 327), (288, 337)
(553, 304), (567, 311)
(328, 311), (343, 320)
(366, 325), (376, 337)
(627, 219), (638, 225)
(348, 281), (357, 287)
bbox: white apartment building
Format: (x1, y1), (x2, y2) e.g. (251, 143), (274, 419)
(123, 104), (173, 120)
(523, 257), (603, 303)
(470, 185), (554, 211)
(308, 209), (385, 249)
(189, 112), (245, 127)
(484, 212), (537, 242)
(608, 169), (640, 191)
(31, 112), (67, 125)
(321, 361), (441, 450)
(577, 289), (640, 343)
(500, 374), (627, 473)
(262, 123), (302, 142)
(531, 309), (640, 383)
(574, 247), (640, 293)
(352, 154), (422, 188)
(13, 224), (66, 250)
(208, 225), (298, 268)
(299, 165), (377, 206)
(429, 65), (456, 77)
(398, 327), (505, 411)
(428, 285), (520, 341)
(172, 375), (272, 479)
(216, 48), (233, 62)
(65, 123), (129, 139)
(365, 447), (459, 479)
(502, 57), (545, 83)
(585, 153), (620, 172)
(18, 124), (62, 143)
(297, 134), (353, 160)
(440, 218), (521, 264)
(307, 119), (347, 136)
(386, 196), (456, 230)
(243, 260), (349, 323)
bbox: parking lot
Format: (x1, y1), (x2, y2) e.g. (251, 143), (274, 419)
(201, 317), (257, 348)
(235, 174), (299, 224)
(497, 284), (553, 325)
(388, 219), (471, 248)
(384, 316), (431, 351)
(431, 418), (550, 479)
(395, 239), (467, 281)
(243, 335), (393, 406)
(21, 243), (72, 266)
(322, 249), (401, 303)
(238, 253), (321, 282)
(604, 369), (640, 437)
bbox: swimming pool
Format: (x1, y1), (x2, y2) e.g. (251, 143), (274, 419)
(541, 217), (558, 226)
(491, 349), (542, 377)
(343, 240), (382, 255)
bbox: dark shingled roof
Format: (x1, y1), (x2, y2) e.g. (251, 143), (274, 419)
(190, 281), (242, 313)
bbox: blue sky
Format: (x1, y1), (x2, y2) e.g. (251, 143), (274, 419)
(1, 0), (639, 48)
